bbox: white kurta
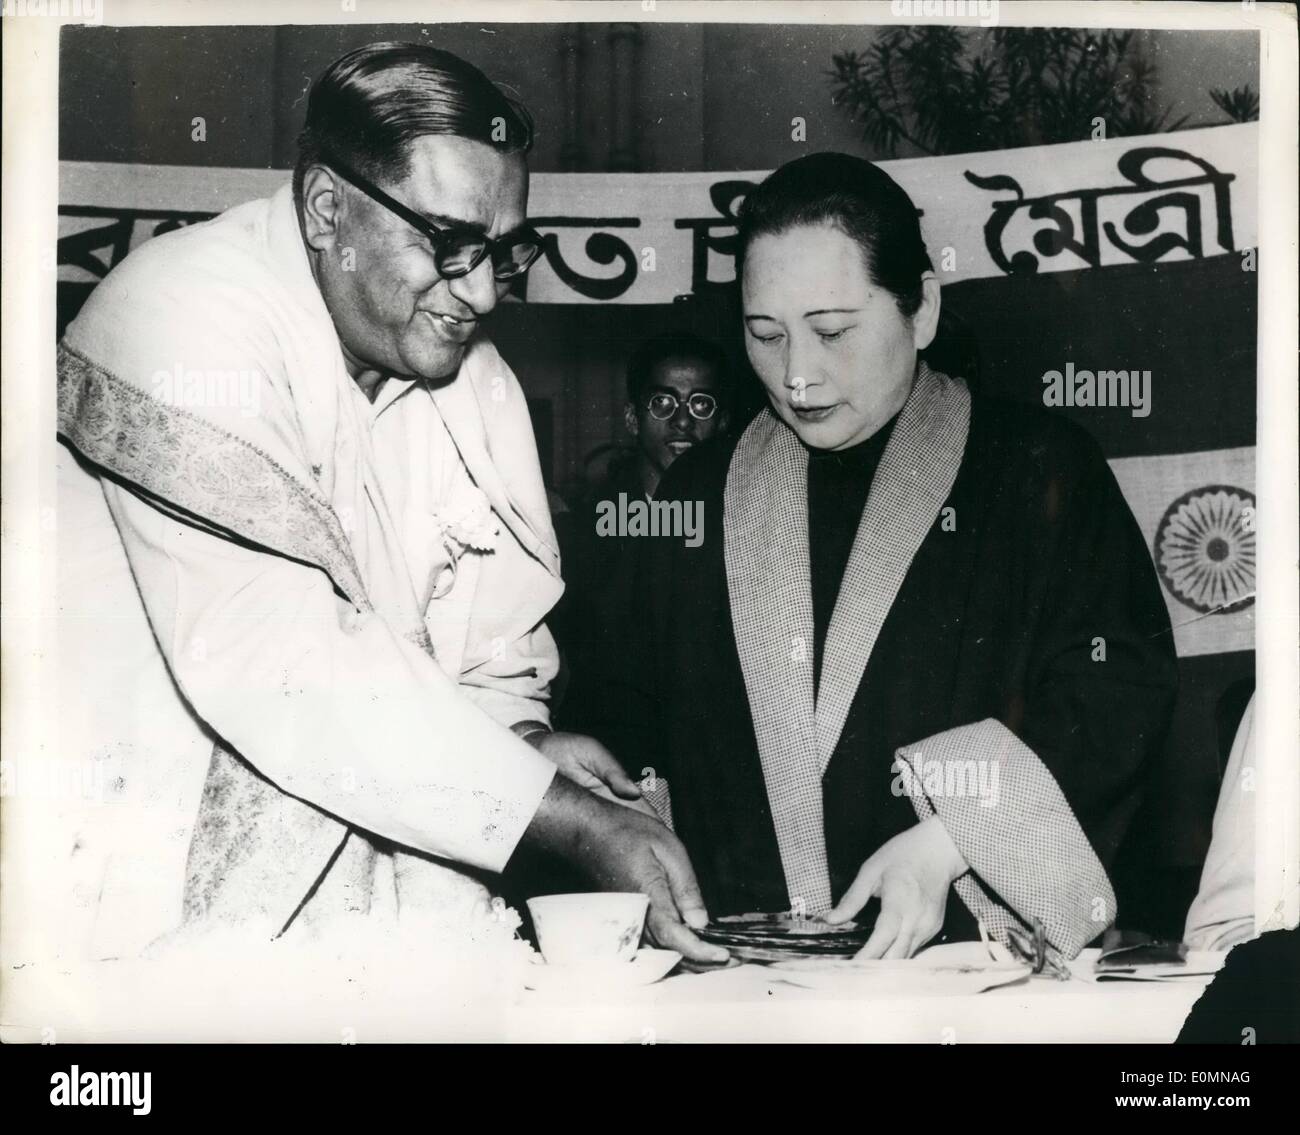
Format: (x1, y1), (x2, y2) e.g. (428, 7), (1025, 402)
(49, 185), (564, 960)
(1184, 695), (1257, 951)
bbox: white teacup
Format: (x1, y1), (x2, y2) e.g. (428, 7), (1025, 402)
(526, 892), (649, 967)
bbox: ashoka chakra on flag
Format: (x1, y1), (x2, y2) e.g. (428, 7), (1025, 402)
(1155, 485), (1256, 615)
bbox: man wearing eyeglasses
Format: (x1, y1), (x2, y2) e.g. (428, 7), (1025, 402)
(54, 42), (727, 966)
(552, 334), (732, 750)
(620, 333), (733, 501)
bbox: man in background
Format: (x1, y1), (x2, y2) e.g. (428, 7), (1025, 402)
(620, 332), (734, 501)
(553, 333), (732, 744)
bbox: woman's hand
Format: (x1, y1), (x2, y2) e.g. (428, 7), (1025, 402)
(822, 817), (968, 959)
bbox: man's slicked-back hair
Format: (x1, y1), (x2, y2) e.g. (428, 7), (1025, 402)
(737, 152), (932, 318)
(626, 332), (733, 406)
(293, 41), (534, 202)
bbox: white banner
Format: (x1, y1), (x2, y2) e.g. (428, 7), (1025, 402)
(59, 124), (1257, 304)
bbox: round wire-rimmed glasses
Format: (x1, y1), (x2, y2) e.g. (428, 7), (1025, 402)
(645, 392), (719, 421)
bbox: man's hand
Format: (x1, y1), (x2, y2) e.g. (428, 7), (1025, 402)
(519, 774), (729, 965)
(527, 730), (659, 819)
(823, 817), (968, 960)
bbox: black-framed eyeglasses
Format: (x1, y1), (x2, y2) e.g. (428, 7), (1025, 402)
(319, 150), (544, 281)
(646, 392), (719, 421)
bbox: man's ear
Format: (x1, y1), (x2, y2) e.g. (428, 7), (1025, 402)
(911, 272), (942, 352)
(300, 164), (345, 253)
(623, 403), (639, 437)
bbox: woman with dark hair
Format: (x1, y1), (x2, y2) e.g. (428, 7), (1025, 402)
(587, 153), (1178, 963)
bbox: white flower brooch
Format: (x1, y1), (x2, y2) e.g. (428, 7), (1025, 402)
(428, 487), (500, 600)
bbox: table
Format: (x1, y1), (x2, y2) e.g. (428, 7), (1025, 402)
(495, 955), (1212, 1044)
(0, 949), (1217, 1043)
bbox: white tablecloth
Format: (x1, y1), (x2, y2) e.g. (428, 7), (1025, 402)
(0, 948), (1219, 1043)
(498, 952), (1214, 1043)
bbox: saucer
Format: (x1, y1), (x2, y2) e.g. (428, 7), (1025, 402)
(696, 912), (874, 961)
(524, 948), (682, 993)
